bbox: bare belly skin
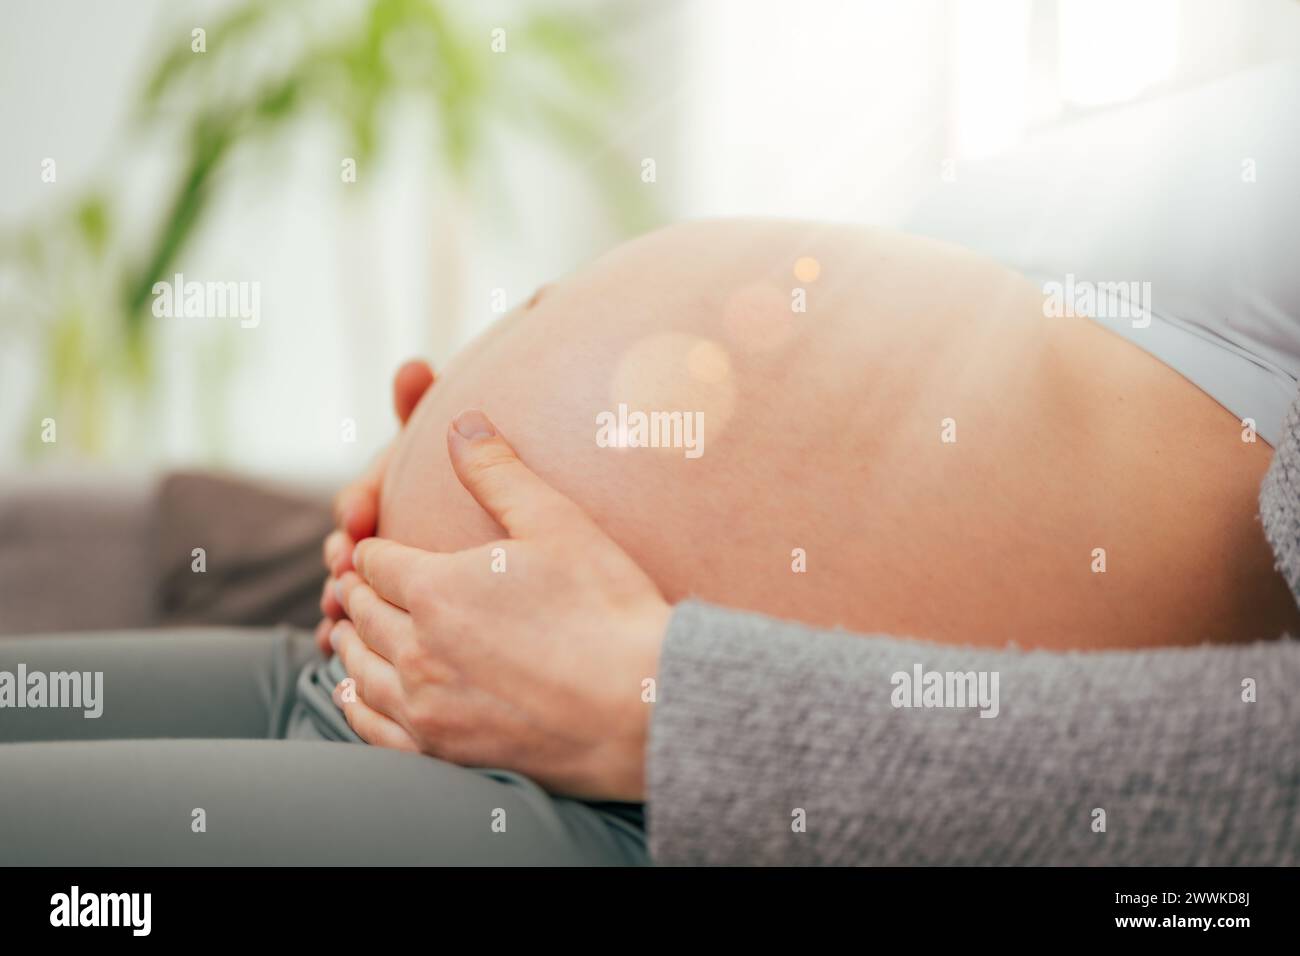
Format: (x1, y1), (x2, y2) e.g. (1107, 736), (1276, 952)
(380, 220), (1300, 649)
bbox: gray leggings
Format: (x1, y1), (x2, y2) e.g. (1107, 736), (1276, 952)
(0, 628), (647, 865)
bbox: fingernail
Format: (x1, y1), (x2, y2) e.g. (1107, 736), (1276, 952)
(452, 409), (495, 440)
(329, 624), (342, 651)
(334, 581), (345, 605)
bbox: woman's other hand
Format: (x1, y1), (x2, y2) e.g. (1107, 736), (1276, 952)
(332, 410), (671, 801)
(316, 359), (435, 654)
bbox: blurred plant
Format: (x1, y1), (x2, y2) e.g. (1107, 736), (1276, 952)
(1, 0), (656, 460)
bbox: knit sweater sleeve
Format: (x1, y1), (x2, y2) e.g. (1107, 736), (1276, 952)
(646, 601), (1300, 865)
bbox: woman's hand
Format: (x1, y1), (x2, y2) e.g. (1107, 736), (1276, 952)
(316, 359), (435, 655)
(331, 410), (671, 801)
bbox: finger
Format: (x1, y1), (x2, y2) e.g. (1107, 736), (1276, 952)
(334, 678), (419, 752)
(338, 484), (380, 542)
(332, 475), (368, 529)
(331, 619), (408, 718)
(335, 572), (419, 663)
(393, 359), (436, 424)
(351, 538), (448, 612)
(332, 535), (356, 577)
(323, 530), (355, 577)
(314, 617), (335, 656)
(320, 576), (344, 621)
(331, 360), (432, 543)
(446, 410), (593, 539)
(323, 529), (345, 567)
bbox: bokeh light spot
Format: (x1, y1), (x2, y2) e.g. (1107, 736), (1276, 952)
(609, 332), (737, 451)
(794, 256), (821, 283)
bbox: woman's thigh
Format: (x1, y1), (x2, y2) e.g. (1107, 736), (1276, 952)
(0, 627), (317, 743)
(0, 738), (647, 864)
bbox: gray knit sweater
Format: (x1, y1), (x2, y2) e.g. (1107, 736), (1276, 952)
(646, 397), (1300, 865)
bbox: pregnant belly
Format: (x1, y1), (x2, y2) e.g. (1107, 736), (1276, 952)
(379, 221), (1297, 649)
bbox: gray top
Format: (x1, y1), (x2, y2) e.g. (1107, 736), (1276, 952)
(905, 60), (1300, 447)
(646, 394), (1300, 865)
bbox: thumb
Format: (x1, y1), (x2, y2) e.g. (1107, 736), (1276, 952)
(447, 410), (592, 538)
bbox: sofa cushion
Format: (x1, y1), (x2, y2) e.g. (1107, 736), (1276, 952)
(155, 471), (332, 630)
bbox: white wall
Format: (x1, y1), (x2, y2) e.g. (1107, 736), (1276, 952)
(676, 0), (1300, 221)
